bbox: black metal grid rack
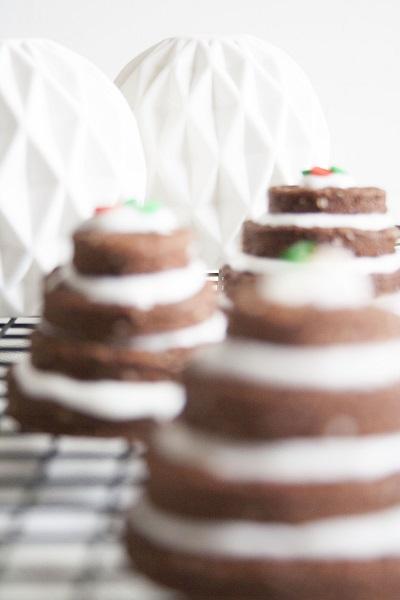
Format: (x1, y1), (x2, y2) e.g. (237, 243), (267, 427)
(0, 317), (175, 600)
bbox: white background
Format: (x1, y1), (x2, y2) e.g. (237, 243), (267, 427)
(1, 0), (400, 213)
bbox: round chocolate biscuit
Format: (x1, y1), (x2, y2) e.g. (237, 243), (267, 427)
(7, 372), (154, 441)
(31, 330), (195, 381)
(269, 185), (386, 214)
(242, 221), (398, 258)
(126, 525), (400, 600)
(43, 276), (216, 342)
(228, 291), (400, 345)
(183, 371), (400, 439)
(73, 228), (193, 275)
(147, 451), (400, 522)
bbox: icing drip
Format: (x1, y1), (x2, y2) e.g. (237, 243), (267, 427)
(13, 357), (184, 421)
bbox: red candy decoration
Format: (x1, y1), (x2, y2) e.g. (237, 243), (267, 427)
(310, 166), (331, 176)
(95, 206), (114, 215)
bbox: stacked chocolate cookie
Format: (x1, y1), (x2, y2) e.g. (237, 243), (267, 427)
(223, 167), (400, 306)
(7, 201), (226, 439)
(126, 248), (400, 599)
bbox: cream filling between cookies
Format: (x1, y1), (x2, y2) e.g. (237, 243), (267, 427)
(228, 249), (400, 276)
(59, 260), (206, 310)
(127, 311), (227, 351)
(374, 290), (400, 316)
(155, 421), (400, 483)
(257, 248), (373, 309)
(194, 337), (400, 391)
(131, 496), (400, 559)
(257, 212), (393, 230)
(40, 311), (227, 352)
(13, 357), (184, 421)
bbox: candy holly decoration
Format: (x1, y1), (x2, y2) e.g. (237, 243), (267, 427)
(139, 200), (162, 214)
(94, 199), (163, 216)
(124, 198), (162, 213)
(302, 166), (330, 176)
(302, 166), (347, 176)
(280, 240), (317, 262)
(95, 206), (115, 215)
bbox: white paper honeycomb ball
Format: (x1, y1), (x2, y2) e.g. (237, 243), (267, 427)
(116, 35), (330, 268)
(0, 38), (146, 315)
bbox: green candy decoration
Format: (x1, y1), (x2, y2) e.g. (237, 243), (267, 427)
(301, 166), (347, 176)
(124, 198), (139, 208)
(280, 240), (317, 262)
(140, 199), (162, 214)
(124, 198), (162, 214)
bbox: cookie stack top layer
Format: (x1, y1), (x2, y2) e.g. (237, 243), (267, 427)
(127, 250), (400, 596)
(43, 201), (221, 343)
(225, 167), (400, 299)
(269, 165), (384, 213)
(8, 200), (226, 434)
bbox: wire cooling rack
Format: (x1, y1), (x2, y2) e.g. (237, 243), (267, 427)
(0, 317), (176, 600)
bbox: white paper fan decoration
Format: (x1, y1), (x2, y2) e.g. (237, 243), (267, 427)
(0, 38), (146, 315)
(116, 35), (330, 268)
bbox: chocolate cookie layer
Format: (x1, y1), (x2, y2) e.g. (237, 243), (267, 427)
(147, 452), (400, 522)
(242, 221), (398, 258)
(219, 264), (257, 299)
(43, 276), (216, 342)
(126, 526), (400, 600)
(7, 373), (153, 440)
(269, 186), (386, 214)
(374, 268), (400, 294)
(228, 292), (400, 345)
(183, 371), (400, 438)
(31, 330), (194, 381)
(73, 228), (193, 275)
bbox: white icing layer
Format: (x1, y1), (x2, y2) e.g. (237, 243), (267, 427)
(258, 211), (393, 231)
(342, 251), (400, 274)
(374, 290), (400, 316)
(194, 337), (400, 391)
(61, 260), (206, 310)
(258, 247), (373, 309)
(155, 421), (400, 483)
(41, 312), (227, 353)
(81, 204), (179, 234)
(131, 496), (400, 559)
(229, 249), (400, 275)
(13, 357), (184, 421)
(128, 312), (227, 351)
(302, 172), (355, 189)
